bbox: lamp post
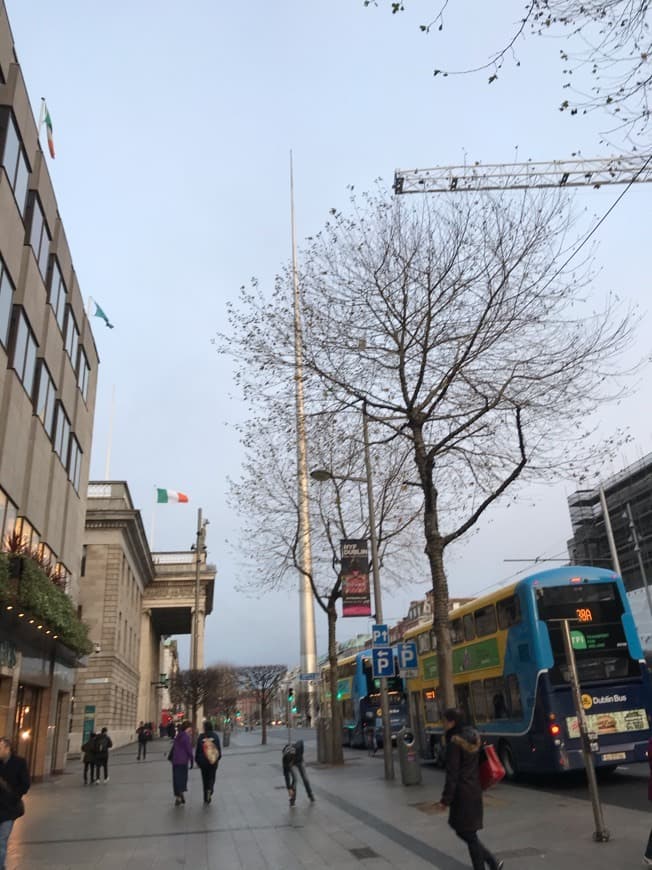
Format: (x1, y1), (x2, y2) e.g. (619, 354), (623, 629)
(191, 508), (209, 732)
(310, 401), (395, 781)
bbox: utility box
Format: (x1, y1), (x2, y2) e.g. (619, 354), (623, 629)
(397, 727), (422, 786)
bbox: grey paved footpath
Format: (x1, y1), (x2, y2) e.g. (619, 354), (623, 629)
(5, 729), (651, 869)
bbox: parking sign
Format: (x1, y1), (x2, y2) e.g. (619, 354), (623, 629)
(372, 647), (395, 678)
(372, 624), (389, 647)
(397, 642), (418, 676)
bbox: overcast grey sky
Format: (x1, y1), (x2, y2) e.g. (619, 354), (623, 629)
(7, 1), (651, 668)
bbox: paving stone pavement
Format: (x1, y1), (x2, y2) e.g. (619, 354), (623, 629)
(4, 728), (650, 869)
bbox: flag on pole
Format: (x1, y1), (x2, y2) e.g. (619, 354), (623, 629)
(157, 488), (189, 504)
(42, 100), (55, 158)
(90, 298), (114, 329)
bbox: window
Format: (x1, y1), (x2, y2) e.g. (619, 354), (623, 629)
(450, 618), (464, 644)
(37, 542), (54, 568)
(0, 110), (29, 214)
(0, 259), (14, 349)
(64, 308), (79, 365)
(497, 595), (521, 630)
(417, 631), (431, 654)
(68, 436), (82, 492)
(14, 517), (37, 550)
(11, 309), (38, 397)
(506, 674), (522, 718)
(470, 680), (488, 723)
(423, 688), (440, 723)
(35, 361), (57, 439)
(474, 604), (497, 637)
(53, 402), (71, 464)
(47, 258), (67, 331)
(26, 194), (51, 279)
(463, 613), (476, 642)
(77, 348), (90, 401)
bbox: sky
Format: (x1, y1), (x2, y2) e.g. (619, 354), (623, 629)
(6, 1), (651, 668)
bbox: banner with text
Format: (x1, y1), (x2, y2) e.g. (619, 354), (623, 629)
(340, 538), (371, 617)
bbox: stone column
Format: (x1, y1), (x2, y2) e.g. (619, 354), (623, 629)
(137, 609), (152, 724)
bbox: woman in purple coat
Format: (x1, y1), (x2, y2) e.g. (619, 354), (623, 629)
(171, 721), (194, 805)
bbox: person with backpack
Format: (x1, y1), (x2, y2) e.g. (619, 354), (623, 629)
(436, 708), (503, 870)
(81, 731), (97, 784)
(282, 739), (314, 806)
(93, 727), (113, 783)
(169, 721), (194, 806)
(195, 720), (222, 804)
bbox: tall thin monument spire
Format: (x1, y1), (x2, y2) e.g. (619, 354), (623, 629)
(290, 151), (318, 722)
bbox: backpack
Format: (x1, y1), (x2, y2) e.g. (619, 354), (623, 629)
(202, 737), (219, 765)
(282, 744), (296, 766)
(94, 734), (109, 754)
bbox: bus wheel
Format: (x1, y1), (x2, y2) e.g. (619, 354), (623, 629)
(498, 741), (517, 780)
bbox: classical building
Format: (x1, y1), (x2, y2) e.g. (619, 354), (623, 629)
(69, 482), (215, 750)
(0, 3), (99, 779)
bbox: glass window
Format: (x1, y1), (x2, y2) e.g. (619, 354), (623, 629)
(506, 674), (522, 718)
(450, 618), (464, 644)
(474, 604), (498, 637)
(3, 501), (17, 543)
(497, 595), (521, 630)
(27, 194), (50, 279)
(68, 436), (82, 492)
(0, 260), (14, 349)
(53, 403), (71, 464)
(417, 631), (430, 653)
(15, 517), (36, 550)
(0, 490), (6, 541)
(470, 680), (488, 723)
(47, 258), (67, 331)
(423, 688), (440, 723)
(484, 677), (509, 719)
(11, 309), (38, 397)
(1, 111), (29, 214)
(35, 361), (57, 439)
(77, 347), (90, 401)
(64, 308), (79, 365)
(463, 613), (476, 641)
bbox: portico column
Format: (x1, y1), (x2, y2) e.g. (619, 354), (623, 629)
(137, 609), (152, 724)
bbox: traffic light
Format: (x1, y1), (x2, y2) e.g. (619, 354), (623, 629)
(288, 686), (297, 714)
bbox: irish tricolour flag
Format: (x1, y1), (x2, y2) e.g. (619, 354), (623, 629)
(157, 488), (189, 504)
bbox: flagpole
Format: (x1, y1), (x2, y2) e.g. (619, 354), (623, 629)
(150, 487), (157, 551)
(37, 98), (45, 136)
(104, 384), (115, 479)
(87, 295), (94, 317)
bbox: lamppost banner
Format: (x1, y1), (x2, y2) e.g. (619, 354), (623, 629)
(340, 538), (371, 617)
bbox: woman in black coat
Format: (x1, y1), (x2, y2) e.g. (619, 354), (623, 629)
(436, 708), (502, 870)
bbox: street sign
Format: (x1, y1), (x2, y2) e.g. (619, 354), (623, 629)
(397, 641), (418, 676)
(299, 672), (320, 681)
(372, 624), (389, 647)
(372, 647), (395, 678)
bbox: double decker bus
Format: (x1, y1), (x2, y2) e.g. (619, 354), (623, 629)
(406, 566), (652, 776)
(323, 648), (409, 748)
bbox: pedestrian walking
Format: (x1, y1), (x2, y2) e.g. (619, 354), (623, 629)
(436, 708), (503, 870)
(643, 734), (652, 865)
(195, 720), (222, 804)
(93, 727), (113, 783)
(282, 739), (314, 806)
(0, 736), (30, 870)
(170, 721), (193, 806)
(81, 732), (97, 784)
(136, 721), (149, 761)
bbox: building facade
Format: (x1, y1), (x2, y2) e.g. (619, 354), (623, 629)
(0, 3), (99, 779)
(69, 482), (216, 750)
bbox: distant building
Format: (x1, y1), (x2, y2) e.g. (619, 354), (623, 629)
(567, 454), (652, 648)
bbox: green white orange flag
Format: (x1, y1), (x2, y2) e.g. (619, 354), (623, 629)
(39, 99), (55, 158)
(157, 488), (189, 504)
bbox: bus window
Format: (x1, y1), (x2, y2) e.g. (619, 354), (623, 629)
(497, 595), (521, 629)
(417, 631), (431, 653)
(506, 674), (522, 718)
(454, 684), (472, 724)
(474, 604), (497, 637)
(423, 689), (440, 723)
(470, 680), (488, 723)
(451, 618), (464, 644)
(484, 677), (509, 719)
(463, 613), (475, 641)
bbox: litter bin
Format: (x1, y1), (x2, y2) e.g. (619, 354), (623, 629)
(397, 728), (422, 786)
(222, 730), (231, 748)
(316, 718), (332, 764)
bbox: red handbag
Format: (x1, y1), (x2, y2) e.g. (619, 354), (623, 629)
(479, 743), (505, 790)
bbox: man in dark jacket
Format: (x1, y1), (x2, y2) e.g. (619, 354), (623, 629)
(136, 722), (149, 761)
(195, 720), (222, 804)
(81, 732), (97, 784)
(0, 737), (30, 870)
(436, 708), (502, 870)
(282, 739), (314, 806)
(93, 727), (113, 783)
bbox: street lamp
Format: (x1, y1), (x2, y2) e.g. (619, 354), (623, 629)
(310, 400), (395, 781)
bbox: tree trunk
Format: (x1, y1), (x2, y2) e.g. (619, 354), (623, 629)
(261, 695), (268, 745)
(327, 601), (344, 765)
(412, 421), (455, 710)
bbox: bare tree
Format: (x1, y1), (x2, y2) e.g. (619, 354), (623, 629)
(169, 668), (221, 734)
(203, 664), (239, 729)
(365, 1), (652, 144)
(238, 665), (287, 745)
(225, 187), (634, 709)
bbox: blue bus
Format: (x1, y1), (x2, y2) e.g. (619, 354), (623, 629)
(328, 648), (409, 748)
(406, 566), (652, 775)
